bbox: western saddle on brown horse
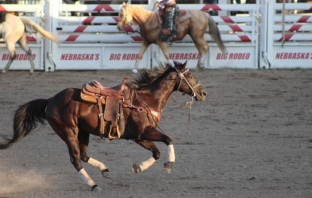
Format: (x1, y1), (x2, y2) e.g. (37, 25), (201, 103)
(80, 78), (129, 139)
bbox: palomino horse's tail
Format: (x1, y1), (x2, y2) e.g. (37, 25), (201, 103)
(20, 17), (59, 44)
(205, 13), (227, 54)
(0, 99), (48, 150)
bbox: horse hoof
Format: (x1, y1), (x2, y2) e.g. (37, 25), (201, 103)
(101, 169), (110, 178)
(91, 185), (102, 192)
(2, 70), (6, 73)
(164, 162), (175, 174)
(132, 68), (138, 73)
(197, 64), (205, 69)
(30, 69), (34, 73)
(131, 163), (141, 174)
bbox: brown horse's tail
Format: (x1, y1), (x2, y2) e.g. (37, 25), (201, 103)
(0, 99), (48, 150)
(20, 17), (59, 44)
(205, 13), (227, 54)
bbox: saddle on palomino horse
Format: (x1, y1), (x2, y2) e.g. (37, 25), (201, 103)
(80, 78), (130, 139)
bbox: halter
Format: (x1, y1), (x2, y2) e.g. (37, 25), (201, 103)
(174, 67), (201, 99)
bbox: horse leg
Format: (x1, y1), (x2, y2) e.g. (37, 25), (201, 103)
(49, 123), (101, 191)
(18, 33), (35, 73)
(192, 37), (209, 70)
(134, 40), (150, 72)
(135, 127), (175, 174)
(65, 137), (102, 191)
(2, 42), (16, 73)
(156, 41), (174, 67)
(78, 131), (109, 177)
(132, 140), (159, 174)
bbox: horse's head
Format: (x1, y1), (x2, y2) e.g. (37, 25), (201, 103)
(117, 2), (134, 31)
(173, 61), (207, 101)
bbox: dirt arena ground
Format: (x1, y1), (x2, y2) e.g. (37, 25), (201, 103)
(0, 68), (311, 198)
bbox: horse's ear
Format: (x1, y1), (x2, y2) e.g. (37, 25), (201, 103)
(182, 61), (188, 69)
(172, 61), (184, 68)
(122, 2), (126, 6)
(173, 61), (186, 69)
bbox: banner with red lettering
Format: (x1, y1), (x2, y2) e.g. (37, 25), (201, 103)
(0, 47), (42, 70)
(152, 45), (257, 69)
(209, 45), (257, 69)
(269, 46), (312, 68)
(152, 45), (200, 69)
(103, 45), (150, 69)
(55, 47), (101, 70)
(54, 45), (151, 70)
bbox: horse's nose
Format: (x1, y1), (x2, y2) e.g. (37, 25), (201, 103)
(117, 23), (122, 31)
(195, 89), (207, 101)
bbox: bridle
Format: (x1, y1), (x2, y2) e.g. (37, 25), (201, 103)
(174, 67), (201, 100)
(161, 66), (202, 139)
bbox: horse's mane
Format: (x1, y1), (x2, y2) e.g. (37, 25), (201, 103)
(121, 3), (148, 14)
(127, 63), (171, 90)
(123, 3), (145, 10)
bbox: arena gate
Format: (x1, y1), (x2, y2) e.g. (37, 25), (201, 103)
(260, 0), (312, 69)
(0, 3), (46, 70)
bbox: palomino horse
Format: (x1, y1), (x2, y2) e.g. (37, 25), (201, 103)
(0, 13), (59, 73)
(0, 61), (206, 191)
(117, 3), (227, 71)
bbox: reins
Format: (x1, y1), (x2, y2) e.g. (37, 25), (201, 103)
(168, 68), (200, 140)
(152, 67), (200, 140)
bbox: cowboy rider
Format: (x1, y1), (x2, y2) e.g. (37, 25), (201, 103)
(155, 0), (178, 42)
